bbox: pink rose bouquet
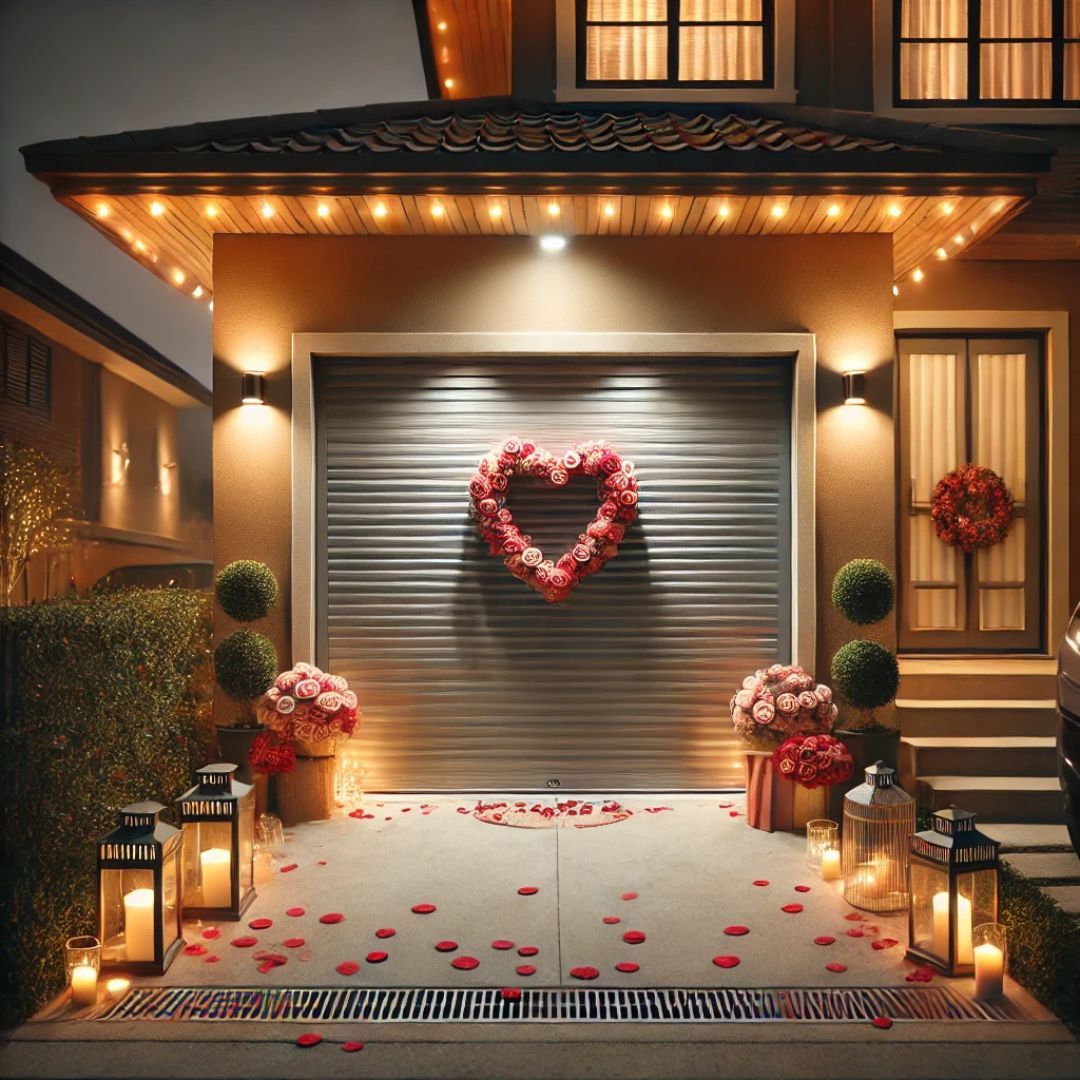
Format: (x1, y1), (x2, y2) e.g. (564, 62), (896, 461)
(771, 733), (854, 790)
(729, 664), (838, 746)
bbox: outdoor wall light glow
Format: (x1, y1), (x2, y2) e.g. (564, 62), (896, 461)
(241, 373), (266, 405)
(539, 234), (567, 253)
(110, 442), (131, 485)
(842, 371), (867, 405)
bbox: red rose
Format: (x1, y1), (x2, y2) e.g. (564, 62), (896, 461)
(469, 475), (491, 499)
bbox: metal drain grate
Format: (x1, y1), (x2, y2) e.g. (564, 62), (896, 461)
(98, 985), (1025, 1024)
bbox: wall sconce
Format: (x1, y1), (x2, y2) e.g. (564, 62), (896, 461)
(110, 442), (131, 485)
(842, 371), (867, 405)
(241, 372), (266, 405)
(159, 461), (177, 497)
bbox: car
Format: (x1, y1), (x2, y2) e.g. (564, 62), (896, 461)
(1058, 601), (1080, 857)
(92, 561), (213, 593)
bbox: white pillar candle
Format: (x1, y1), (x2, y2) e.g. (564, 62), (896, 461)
(932, 891), (973, 965)
(70, 964), (98, 1007)
(200, 848), (232, 908)
(973, 942), (1004, 1000)
(123, 888), (156, 962)
(821, 848), (841, 882)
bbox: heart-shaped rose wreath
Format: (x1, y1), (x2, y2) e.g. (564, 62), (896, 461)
(468, 437), (638, 603)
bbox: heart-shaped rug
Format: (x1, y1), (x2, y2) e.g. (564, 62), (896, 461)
(468, 438), (638, 602)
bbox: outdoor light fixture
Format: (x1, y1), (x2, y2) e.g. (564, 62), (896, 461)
(539, 234), (567, 253)
(842, 371), (867, 405)
(907, 807), (1000, 976)
(176, 763), (256, 920)
(96, 802), (183, 975)
(241, 372), (266, 405)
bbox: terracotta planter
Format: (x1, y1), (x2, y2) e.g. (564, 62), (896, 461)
(744, 750), (828, 832)
(276, 738), (337, 825)
(828, 729), (902, 826)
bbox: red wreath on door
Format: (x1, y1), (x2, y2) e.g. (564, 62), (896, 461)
(929, 463), (1015, 553)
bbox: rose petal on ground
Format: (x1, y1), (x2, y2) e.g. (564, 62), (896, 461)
(781, 904), (804, 914)
(872, 1017), (894, 1030)
(283, 938), (306, 949)
(872, 938), (900, 951)
(285, 907), (305, 918)
(249, 918), (273, 930)
(906, 965), (935, 983)
(794, 885), (811, 893)
(825, 962), (848, 973)
(451, 956), (479, 970)
(296, 1033), (322, 1047)
(375, 928), (396, 939)
(620, 892), (638, 901)
(319, 913), (345, 924)
(729, 810), (739, 817)
(500, 987), (522, 1001)
(205, 955), (220, 963)
(342, 1041), (364, 1053)
(570, 966), (600, 980)
(435, 940), (458, 952)
(814, 936), (836, 946)
(846, 928), (865, 938)
(602, 916), (622, 925)
(491, 940), (515, 950)
(254, 952), (287, 968)
(336, 961), (360, 975)
(183, 943), (207, 956)
(712, 955), (741, 968)
(257, 962), (275, 974)
(718, 802), (733, 808)
(516, 964), (536, 976)
(411, 903), (437, 914)
(201, 927), (220, 940)
(365, 951), (388, 964)
(230, 936), (258, 948)
(622, 930), (646, 944)
(843, 913), (865, 922)
(752, 880), (770, 887)
(723, 925), (750, 937)
(517, 886), (539, 895)
(517, 946), (539, 957)
(864, 925), (880, 935)
(280, 864), (298, 874)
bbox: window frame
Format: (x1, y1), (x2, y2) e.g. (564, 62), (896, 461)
(1, 318), (52, 416)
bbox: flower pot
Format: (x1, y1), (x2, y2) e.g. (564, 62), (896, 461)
(214, 725), (264, 785)
(827, 729), (902, 826)
(276, 738), (337, 825)
(744, 751), (827, 832)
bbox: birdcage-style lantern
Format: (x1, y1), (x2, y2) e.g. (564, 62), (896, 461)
(907, 807), (1001, 976)
(96, 802), (183, 974)
(176, 763), (256, 920)
(841, 761), (916, 912)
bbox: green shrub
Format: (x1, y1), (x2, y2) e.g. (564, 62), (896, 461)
(831, 639), (900, 710)
(214, 629), (276, 701)
(832, 559), (895, 625)
(215, 560), (278, 623)
(0, 589), (211, 1026)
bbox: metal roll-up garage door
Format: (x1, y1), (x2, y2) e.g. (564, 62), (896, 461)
(315, 356), (791, 791)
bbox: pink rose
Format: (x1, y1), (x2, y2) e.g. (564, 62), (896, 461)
(752, 700), (775, 725)
(521, 547), (543, 568)
(469, 475), (491, 500)
(563, 450), (582, 470)
(600, 452), (623, 475)
(776, 692), (799, 714)
(295, 679), (321, 700)
(275, 695), (296, 715)
(341, 690), (358, 710)
(549, 468), (569, 487)
(489, 472), (508, 492)
(798, 691), (819, 712)
(275, 671), (300, 693)
(735, 690), (752, 710)
(600, 500), (619, 519)
(815, 684), (833, 704)
(778, 757), (796, 775)
(618, 489), (638, 507)
(571, 543), (592, 563)
(502, 436), (523, 456)
(742, 675), (757, 690)
(477, 497), (499, 517)
(316, 691), (344, 714)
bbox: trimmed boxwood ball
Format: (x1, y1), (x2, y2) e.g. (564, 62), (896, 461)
(831, 639), (900, 710)
(832, 559), (895, 625)
(214, 629), (277, 701)
(216, 559), (278, 623)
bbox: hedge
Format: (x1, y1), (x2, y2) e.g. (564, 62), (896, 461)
(0, 588), (212, 1026)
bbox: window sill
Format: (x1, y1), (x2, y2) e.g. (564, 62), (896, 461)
(555, 85), (796, 104)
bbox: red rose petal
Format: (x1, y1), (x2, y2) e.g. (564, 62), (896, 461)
(752, 880), (770, 887)
(517, 886), (539, 895)
(516, 964), (536, 976)
(342, 1041), (364, 1053)
(906, 965), (935, 983)
(319, 913), (345, 924)
(622, 930), (646, 944)
(712, 955), (741, 968)
(602, 916), (621, 925)
(375, 927), (396, 939)
(517, 945), (539, 957)
(183, 943), (208, 956)
(201, 927), (220, 940)
(872, 1016), (894, 1030)
(285, 907), (305, 918)
(843, 913), (865, 922)
(296, 1033), (322, 1047)
(718, 801), (733, 808)
(451, 956), (479, 970)
(283, 938), (306, 949)
(249, 918), (273, 930)
(257, 963), (275, 974)
(205, 955), (220, 964)
(230, 936), (258, 948)
(864, 925), (881, 935)
(825, 962), (848, 973)
(491, 940), (515, 950)
(846, 928), (865, 938)
(366, 951), (388, 964)
(794, 885), (811, 893)
(280, 864), (298, 874)
(411, 903), (437, 914)
(814, 936), (836, 946)
(781, 904), (804, 914)
(254, 952), (287, 967)
(729, 810), (739, 817)
(435, 940), (458, 952)
(570, 966), (600, 980)
(723, 925), (750, 937)
(872, 938), (900, 951)
(615, 961), (640, 973)
(500, 987), (522, 1001)
(620, 892), (638, 901)
(336, 961), (360, 976)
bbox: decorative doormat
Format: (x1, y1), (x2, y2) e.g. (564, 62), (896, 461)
(96, 985), (1032, 1024)
(467, 798), (641, 828)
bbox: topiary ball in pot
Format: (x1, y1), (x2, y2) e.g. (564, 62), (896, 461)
(832, 559), (895, 625)
(831, 639), (900, 710)
(214, 629), (278, 701)
(216, 560), (278, 623)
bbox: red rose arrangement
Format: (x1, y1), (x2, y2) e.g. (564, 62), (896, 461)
(729, 664), (838, 746)
(249, 663), (359, 774)
(468, 437), (638, 603)
(930, 463), (1014, 553)
(772, 733), (854, 790)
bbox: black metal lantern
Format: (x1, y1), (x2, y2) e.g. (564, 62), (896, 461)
(176, 763), (256, 920)
(907, 807), (1001, 976)
(97, 802), (183, 975)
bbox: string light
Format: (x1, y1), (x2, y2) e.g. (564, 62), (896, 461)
(941, 201), (955, 215)
(372, 201), (388, 218)
(204, 204), (218, 218)
(547, 200), (561, 217)
(892, 284), (900, 297)
(260, 202), (274, 219)
(134, 239), (147, 252)
(172, 269), (185, 285)
(209, 300), (214, 312)
(316, 203), (331, 218)
(911, 267), (924, 283)
(935, 247), (948, 260)
(436, 20), (448, 31)
(954, 233), (966, 246)
(95, 203), (110, 218)
(443, 77), (455, 90)
(149, 201), (165, 217)
(192, 285), (204, 299)
(430, 200), (445, 218)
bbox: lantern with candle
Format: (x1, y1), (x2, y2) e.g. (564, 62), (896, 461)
(907, 807), (1000, 976)
(64, 935), (100, 1008)
(176, 763), (256, 919)
(841, 761), (915, 912)
(96, 802), (183, 975)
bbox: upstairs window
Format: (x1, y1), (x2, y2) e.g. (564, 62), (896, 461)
(1, 320), (52, 414)
(578, 0), (774, 87)
(896, 0), (1080, 105)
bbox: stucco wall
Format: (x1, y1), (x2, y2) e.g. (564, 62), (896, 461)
(212, 233), (897, 726)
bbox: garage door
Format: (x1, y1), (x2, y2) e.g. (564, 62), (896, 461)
(315, 356), (791, 791)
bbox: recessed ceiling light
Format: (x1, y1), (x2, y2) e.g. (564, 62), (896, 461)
(827, 202), (842, 217)
(941, 201), (955, 214)
(911, 267), (924, 283)
(717, 204), (730, 219)
(260, 202), (274, 219)
(372, 201), (388, 218)
(603, 202), (616, 217)
(205, 204), (218, 218)
(95, 203), (110, 218)
(771, 202), (787, 219)
(539, 234), (566, 253)
(887, 203), (902, 218)
(317, 203), (331, 218)
(431, 201), (445, 218)
(149, 201), (165, 217)
(172, 269), (185, 285)
(489, 204), (503, 219)
(547, 200), (561, 217)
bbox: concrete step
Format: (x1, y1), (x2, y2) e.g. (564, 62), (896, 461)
(897, 659), (1057, 701)
(981, 822), (1075, 852)
(1003, 851), (1080, 882)
(915, 774), (1065, 823)
(900, 736), (1057, 789)
(896, 698), (1056, 737)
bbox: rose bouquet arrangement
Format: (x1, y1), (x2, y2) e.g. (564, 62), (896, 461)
(771, 733), (855, 790)
(729, 664), (838, 748)
(248, 662), (360, 774)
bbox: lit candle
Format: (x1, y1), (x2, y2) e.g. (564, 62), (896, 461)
(123, 888), (156, 962)
(200, 848), (232, 908)
(70, 964), (98, 1006)
(932, 891), (973, 964)
(973, 941), (1004, 1000)
(105, 977), (131, 999)
(821, 848), (841, 882)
